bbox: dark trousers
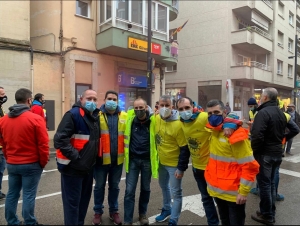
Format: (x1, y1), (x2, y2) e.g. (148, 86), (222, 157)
(214, 198), (246, 225)
(61, 171), (94, 225)
(255, 155), (282, 222)
(192, 167), (219, 226)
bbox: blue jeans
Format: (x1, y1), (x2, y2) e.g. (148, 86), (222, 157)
(124, 158), (151, 223)
(93, 163), (123, 214)
(61, 170), (94, 225)
(5, 162), (43, 225)
(158, 164), (182, 224)
(214, 198), (245, 225)
(0, 154), (6, 193)
(193, 167), (219, 226)
(255, 155), (282, 222)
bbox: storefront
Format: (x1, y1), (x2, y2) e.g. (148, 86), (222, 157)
(165, 87), (186, 106)
(118, 72), (148, 111)
(233, 81), (252, 120)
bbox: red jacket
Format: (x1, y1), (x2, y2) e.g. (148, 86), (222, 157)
(0, 109), (49, 168)
(31, 104), (46, 121)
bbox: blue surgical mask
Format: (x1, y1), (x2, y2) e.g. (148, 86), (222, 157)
(250, 107), (255, 111)
(85, 101), (97, 112)
(208, 114), (224, 127)
(179, 110), (193, 120)
(105, 100), (117, 111)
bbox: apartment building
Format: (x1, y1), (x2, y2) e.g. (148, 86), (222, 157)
(30, 0), (178, 140)
(166, 0), (299, 119)
(0, 1), (31, 110)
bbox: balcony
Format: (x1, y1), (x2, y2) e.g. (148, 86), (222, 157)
(231, 26), (273, 54)
(96, 27), (177, 67)
(232, 0), (273, 22)
(230, 61), (272, 82)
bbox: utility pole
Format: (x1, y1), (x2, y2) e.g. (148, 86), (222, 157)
(294, 34), (298, 106)
(147, 0), (152, 106)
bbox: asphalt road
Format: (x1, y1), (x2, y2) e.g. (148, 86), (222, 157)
(1, 136), (300, 225)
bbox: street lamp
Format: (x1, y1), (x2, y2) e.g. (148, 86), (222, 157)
(288, 34), (299, 106)
(147, 0), (152, 106)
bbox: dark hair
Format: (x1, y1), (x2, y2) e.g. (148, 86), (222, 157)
(0, 87), (4, 89)
(105, 90), (118, 99)
(15, 88), (32, 104)
(263, 87), (278, 101)
(34, 93), (44, 101)
(176, 97), (193, 109)
(133, 97), (147, 106)
(206, 99), (225, 110)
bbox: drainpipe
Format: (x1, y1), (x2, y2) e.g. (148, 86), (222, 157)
(30, 45), (34, 93)
(60, 0), (65, 115)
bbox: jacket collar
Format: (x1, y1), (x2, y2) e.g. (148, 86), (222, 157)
(257, 100), (277, 111)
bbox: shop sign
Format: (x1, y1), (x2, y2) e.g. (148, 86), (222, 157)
(118, 73), (148, 88)
(128, 37), (161, 55)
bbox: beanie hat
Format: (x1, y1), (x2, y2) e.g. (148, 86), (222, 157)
(247, 97), (257, 105)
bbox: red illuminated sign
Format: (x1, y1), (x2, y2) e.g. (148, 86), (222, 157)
(151, 43), (161, 55)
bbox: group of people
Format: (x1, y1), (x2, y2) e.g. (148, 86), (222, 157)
(0, 86), (299, 226)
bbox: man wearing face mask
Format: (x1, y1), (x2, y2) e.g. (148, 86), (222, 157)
(93, 90), (127, 226)
(54, 89), (100, 225)
(284, 104), (300, 156)
(0, 86), (7, 200)
(31, 93), (46, 122)
(123, 98), (158, 225)
(204, 99), (259, 225)
(154, 95), (190, 226)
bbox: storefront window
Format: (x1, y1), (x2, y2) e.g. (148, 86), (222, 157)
(198, 85), (221, 109)
(165, 88), (186, 107)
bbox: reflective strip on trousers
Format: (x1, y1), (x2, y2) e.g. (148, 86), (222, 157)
(101, 130), (109, 134)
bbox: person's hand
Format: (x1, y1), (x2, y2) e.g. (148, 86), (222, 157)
(223, 128), (234, 138)
(175, 169), (184, 179)
(246, 121), (253, 126)
(236, 194), (247, 204)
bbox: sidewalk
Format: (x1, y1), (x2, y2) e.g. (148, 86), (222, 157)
(49, 148), (56, 157)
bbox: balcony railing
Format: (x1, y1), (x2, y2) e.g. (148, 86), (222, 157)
(237, 61), (271, 71)
(243, 26), (272, 40)
(262, 0), (273, 9)
(297, 27), (300, 33)
(297, 1), (300, 9)
(297, 52), (300, 58)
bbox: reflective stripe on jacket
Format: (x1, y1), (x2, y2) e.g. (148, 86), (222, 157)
(205, 127), (259, 202)
(56, 108), (89, 165)
(124, 110), (159, 178)
(99, 111), (127, 165)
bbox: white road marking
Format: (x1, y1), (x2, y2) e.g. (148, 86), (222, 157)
(283, 153), (300, 163)
(279, 168), (300, 178)
(148, 194), (205, 225)
(3, 169), (58, 181)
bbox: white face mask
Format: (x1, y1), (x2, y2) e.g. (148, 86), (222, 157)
(159, 107), (172, 118)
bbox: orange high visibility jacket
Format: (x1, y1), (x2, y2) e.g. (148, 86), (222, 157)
(56, 108), (90, 165)
(205, 126), (259, 202)
(99, 111), (127, 165)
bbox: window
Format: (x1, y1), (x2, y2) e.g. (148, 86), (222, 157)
(165, 87), (185, 106)
(288, 64), (293, 77)
(165, 64), (177, 72)
(169, 29), (178, 40)
(278, 31), (284, 47)
(289, 12), (294, 25)
(131, 0), (143, 25)
(277, 60), (283, 74)
(157, 4), (167, 32)
(278, 1), (284, 17)
(288, 38), (293, 52)
(116, 0), (129, 20)
(100, 0), (112, 23)
(145, 2), (156, 29)
(237, 54), (251, 66)
(76, 0), (91, 18)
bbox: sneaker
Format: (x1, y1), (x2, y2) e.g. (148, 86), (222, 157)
(276, 193), (284, 201)
(168, 219), (177, 226)
(250, 187), (259, 196)
(109, 212), (122, 225)
(251, 214), (274, 225)
(92, 213), (102, 225)
(0, 193), (6, 200)
(139, 214), (149, 225)
(155, 208), (171, 222)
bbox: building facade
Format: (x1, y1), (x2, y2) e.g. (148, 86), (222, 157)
(0, 1), (31, 110)
(166, 0), (300, 119)
(30, 0), (178, 143)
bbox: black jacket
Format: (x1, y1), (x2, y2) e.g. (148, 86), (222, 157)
(251, 100), (299, 157)
(54, 102), (100, 176)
